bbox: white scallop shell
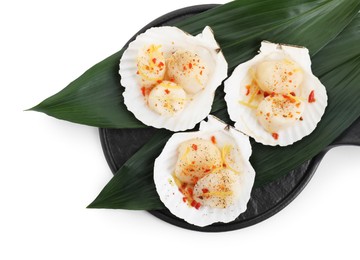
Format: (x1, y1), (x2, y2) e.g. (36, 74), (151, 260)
(120, 26), (228, 131)
(153, 115), (255, 227)
(224, 41), (328, 146)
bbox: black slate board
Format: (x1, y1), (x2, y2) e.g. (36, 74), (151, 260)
(99, 4), (360, 232)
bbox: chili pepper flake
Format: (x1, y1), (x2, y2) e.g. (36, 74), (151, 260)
(141, 87), (146, 96)
(245, 85), (251, 96)
(308, 90), (316, 103)
(164, 89), (170, 94)
(191, 144), (198, 151)
(195, 202), (201, 210)
(211, 135), (216, 144)
(187, 187), (193, 196)
(272, 133), (279, 140)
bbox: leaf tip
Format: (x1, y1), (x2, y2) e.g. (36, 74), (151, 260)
(86, 200), (101, 209)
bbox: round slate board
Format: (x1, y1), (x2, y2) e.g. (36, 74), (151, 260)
(99, 4), (360, 232)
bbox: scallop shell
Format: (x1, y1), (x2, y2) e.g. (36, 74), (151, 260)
(120, 26), (228, 131)
(153, 116), (255, 227)
(224, 41), (328, 146)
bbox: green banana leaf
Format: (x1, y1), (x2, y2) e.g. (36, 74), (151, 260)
(87, 3), (360, 209)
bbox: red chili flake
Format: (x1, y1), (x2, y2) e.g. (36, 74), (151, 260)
(136, 70), (139, 75)
(264, 91), (270, 98)
(152, 58), (157, 64)
(289, 80), (292, 83)
(188, 63), (192, 69)
(191, 200), (196, 207)
(308, 90), (316, 103)
(187, 187), (193, 196)
(245, 85), (251, 96)
(169, 77), (175, 82)
(290, 92), (296, 96)
(191, 144), (198, 151)
(257, 90), (262, 95)
(193, 177), (199, 184)
(181, 183), (187, 189)
(211, 135), (216, 144)
(183, 66), (187, 71)
(141, 87), (146, 96)
(157, 80), (163, 84)
(204, 169), (211, 173)
(200, 70), (203, 76)
(202, 188), (209, 193)
(223, 163), (227, 167)
(270, 92), (275, 97)
(272, 133), (279, 140)
(158, 61), (164, 67)
(191, 161), (195, 164)
(164, 89), (170, 94)
(195, 202), (201, 210)
(182, 197), (187, 203)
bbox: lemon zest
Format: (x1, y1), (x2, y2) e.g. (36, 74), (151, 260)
(203, 191), (233, 198)
(180, 147), (191, 162)
(172, 173), (182, 188)
(239, 100), (258, 109)
(248, 85), (260, 103)
(221, 145), (240, 174)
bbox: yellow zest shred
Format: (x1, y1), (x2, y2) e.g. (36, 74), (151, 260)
(248, 85), (260, 103)
(180, 147), (191, 162)
(221, 145), (240, 174)
(239, 100), (258, 109)
(203, 191), (233, 198)
(172, 173), (182, 188)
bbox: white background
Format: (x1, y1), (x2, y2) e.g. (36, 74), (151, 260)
(1, 0), (360, 259)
